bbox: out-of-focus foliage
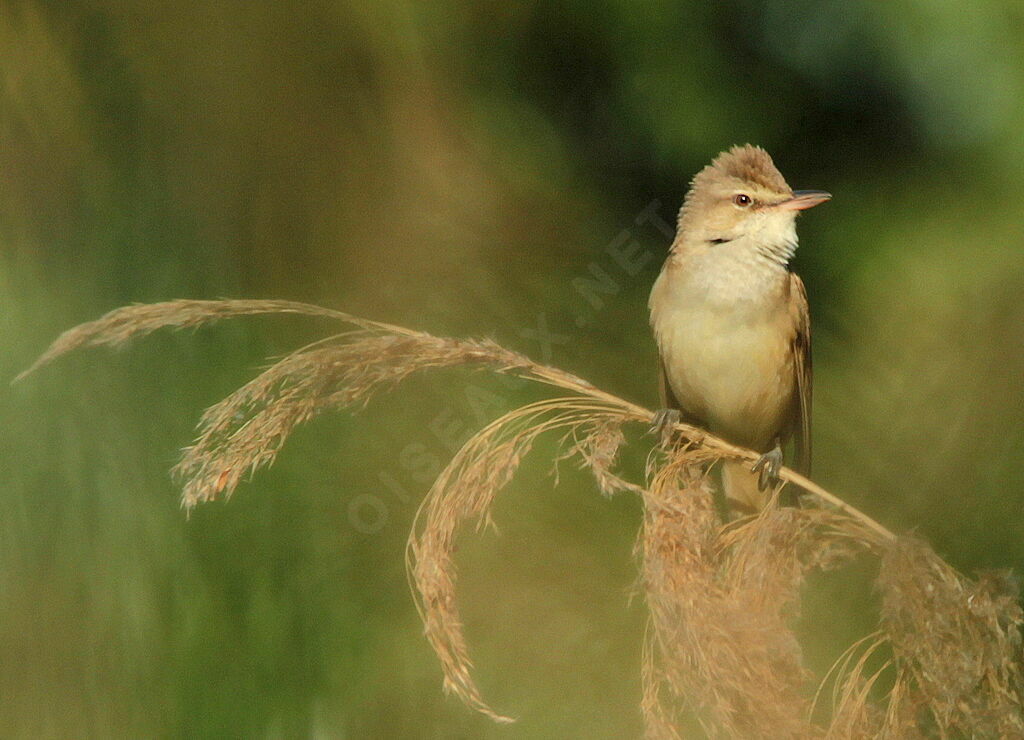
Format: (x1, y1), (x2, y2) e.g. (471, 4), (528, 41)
(2, 0), (1023, 736)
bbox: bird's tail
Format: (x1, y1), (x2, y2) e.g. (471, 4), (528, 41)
(721, 460), (767, 512)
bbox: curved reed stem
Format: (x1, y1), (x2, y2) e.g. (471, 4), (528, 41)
(20, 298), (1020, 737)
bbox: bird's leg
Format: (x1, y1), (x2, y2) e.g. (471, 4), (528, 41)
(649, 408), (681, 447)
(751, 439), (784, 491)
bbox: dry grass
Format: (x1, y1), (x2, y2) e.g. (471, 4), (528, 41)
(19, 298), (1024, 737)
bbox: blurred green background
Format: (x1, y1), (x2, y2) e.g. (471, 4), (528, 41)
(3, 1), (1024, 737)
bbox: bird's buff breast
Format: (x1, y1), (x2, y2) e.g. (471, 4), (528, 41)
(651, 261), (796, 449)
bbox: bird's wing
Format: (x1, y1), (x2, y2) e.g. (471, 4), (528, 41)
(789, 272), (813, 475)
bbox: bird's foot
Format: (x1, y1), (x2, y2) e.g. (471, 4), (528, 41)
(649, 408), (681, 447)
(751, 443), (784, 491)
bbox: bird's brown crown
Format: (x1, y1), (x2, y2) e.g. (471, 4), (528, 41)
(694, 144), (791, 195)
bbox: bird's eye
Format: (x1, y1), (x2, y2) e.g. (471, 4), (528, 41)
(733, 193), (752, 207)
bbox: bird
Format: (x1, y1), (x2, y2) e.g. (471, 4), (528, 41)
(648, 145), (830, 511)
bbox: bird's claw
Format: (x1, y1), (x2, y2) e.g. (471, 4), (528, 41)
(751, 445), (784, 491)
(650, 408), (681, 447)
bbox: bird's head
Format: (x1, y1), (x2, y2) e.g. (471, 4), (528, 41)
(677, 145), (830, 263)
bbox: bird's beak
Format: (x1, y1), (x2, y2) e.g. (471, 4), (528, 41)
(778, 190), (832, 211)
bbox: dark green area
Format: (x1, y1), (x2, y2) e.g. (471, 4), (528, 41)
(3, 1), (1024, 736)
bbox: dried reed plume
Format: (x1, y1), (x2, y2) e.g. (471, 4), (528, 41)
(19, 299), (1024, 737)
